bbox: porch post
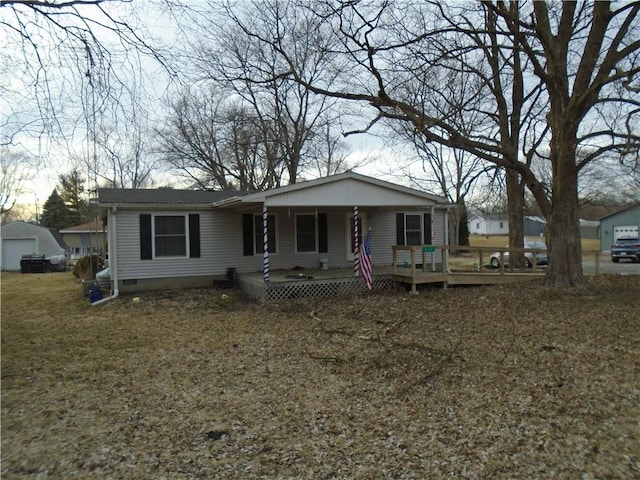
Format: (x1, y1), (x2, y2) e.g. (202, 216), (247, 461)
(353, 205), (360, 276)
(262, 205), (269, 283)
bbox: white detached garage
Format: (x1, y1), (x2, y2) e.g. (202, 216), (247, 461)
(1, 221), (67, 271)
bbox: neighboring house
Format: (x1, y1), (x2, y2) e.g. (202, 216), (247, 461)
(468, 215), (509, 236)
(469, 214), (547, 237)
(1, 221), (67, 270)
(524, 216), (546, 237)
(59, 220), (107, 260)
(97, 172), (450, 293)
(599, 203), (640, 250)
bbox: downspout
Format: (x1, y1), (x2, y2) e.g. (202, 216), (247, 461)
(444, 206), (451, 273)
(92, 206), (119, 305)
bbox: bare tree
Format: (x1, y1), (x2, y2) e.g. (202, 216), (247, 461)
(157, 87), (283, 191)
(90, 96), (159, 189)
(231, 0), (638, 286)
(0, 148), (36, 216)
(388, 60), (494, 247)
(173, 0), (348, 186)
(1, 0), (172, 188)
(489, 1), (640, 286)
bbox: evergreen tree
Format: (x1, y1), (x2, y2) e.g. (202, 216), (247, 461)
(58, 169), (90, 225)
(40, 189), (72, 231)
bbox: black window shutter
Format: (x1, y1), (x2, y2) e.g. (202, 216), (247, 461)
(423, 213), (432, 244)
(396, 213), (405, 245)
(318, 213), (328, 253)
(140, 214), (152, 260)
(242, 214), (254, 256)
(189, 214), (201, 258)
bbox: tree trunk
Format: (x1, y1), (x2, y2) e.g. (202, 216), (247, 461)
(544, 137), (586, 286)
(506, 169), (526, 268)
(458, 201), (470, 247)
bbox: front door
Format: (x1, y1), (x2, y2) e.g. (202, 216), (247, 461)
(346, 212), (367, 261)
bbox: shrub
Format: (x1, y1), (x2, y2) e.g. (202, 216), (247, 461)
(72, 255), (105, 279)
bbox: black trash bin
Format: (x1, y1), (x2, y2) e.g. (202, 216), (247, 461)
(20, 254), (47, 273)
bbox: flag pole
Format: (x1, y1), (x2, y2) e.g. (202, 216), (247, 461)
(353, 205), (360, 276)
(262, 206), (269, 284)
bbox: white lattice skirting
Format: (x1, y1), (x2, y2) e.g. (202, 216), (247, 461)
(239, 275), (394, 303)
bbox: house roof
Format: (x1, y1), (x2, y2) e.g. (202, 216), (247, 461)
(524, 215), (546, 224)
(1, 221), (68, 249)
(597, 202), (640, 221)
(97, 188), (245, 207)
(96, 173), (449, 210)
(213, 171), (449, 208)
(468, 214), (509, 222)
(59, 220), (106, 234)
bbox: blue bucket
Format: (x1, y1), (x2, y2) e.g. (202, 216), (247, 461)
(89, 285), (103, 303)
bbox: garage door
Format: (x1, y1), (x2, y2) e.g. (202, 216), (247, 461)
(614, 226), (639, 242)
(1, 238), (37, 270)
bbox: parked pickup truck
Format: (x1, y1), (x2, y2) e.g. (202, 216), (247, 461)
(610, 237), (640, 263)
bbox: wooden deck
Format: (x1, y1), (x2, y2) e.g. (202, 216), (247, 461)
(390, 267), (544, 293)
(236, 244), (599, 301)
(391, 245), (548, 293)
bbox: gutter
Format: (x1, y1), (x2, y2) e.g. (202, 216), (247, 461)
(92, 206), (119, 305)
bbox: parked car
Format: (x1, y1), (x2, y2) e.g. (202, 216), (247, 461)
(490, 241), (548, 268)
(610, 237), (640, 263)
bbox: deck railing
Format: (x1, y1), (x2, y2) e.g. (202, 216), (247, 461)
(392, 244), (603, 276)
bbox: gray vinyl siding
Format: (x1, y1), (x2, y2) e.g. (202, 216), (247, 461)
(264, 178), (440, 207)
(233, 207), (351, 271)
(115, 209), (224, 280)
(372, 209), (446, 266)
(111, 205), (448, 280)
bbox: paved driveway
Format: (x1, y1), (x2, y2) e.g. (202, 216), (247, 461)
(584, 255), (640, 275)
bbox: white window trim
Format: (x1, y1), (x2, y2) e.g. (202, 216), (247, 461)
(152, 214), (189, 259)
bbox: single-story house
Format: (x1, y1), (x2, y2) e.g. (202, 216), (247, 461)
(468, 214), (509, 236)
(1, 221), (67, 270)
(599, 203), (640, 250)
(59, 220), (107, 260)
(97, 172), (450, 297)
(468, 214), (547, 237)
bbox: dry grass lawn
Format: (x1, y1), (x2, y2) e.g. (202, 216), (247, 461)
(2, 272), (639, 479)
(469, 235), (601, 252)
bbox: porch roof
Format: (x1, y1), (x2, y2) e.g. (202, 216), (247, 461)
(212, 171), (449, 209)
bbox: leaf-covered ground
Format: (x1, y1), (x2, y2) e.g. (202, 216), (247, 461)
(2, 272), (639, 479)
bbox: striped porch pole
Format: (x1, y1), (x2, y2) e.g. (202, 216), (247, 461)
(263, 206), (270, 283)
(353, 205), (360, 276)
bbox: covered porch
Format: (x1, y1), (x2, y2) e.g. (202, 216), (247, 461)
(236, 243), (554, 302)
(238, 266), (397, 302)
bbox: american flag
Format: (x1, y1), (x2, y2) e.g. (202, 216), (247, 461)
(360, 228), (373, 290)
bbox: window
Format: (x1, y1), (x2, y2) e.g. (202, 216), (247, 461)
(140, 214), (200, 259)
(499, 222), (504, 229)
(155, 215), (186, 256)
(396, 212), (432, 246)
(405, 214), (422, 246)
(254, 214), (277, 254)
(296, 214), (317, 252)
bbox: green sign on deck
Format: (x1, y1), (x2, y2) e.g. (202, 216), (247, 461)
(422, 246), (435, 253)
